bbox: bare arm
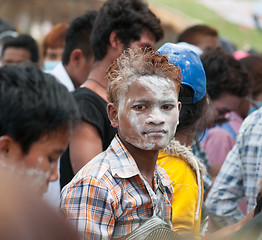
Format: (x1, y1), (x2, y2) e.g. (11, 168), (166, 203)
(206, 210), (254, 240)
(69, 121), (103, 174)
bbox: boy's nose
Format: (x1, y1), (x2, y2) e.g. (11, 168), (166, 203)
(146, 108), (165, 124)
(48, 161), (59, 182)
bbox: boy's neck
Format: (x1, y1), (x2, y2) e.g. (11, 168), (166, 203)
(81, 60), (110, 100)
(119, 136), (159, 188)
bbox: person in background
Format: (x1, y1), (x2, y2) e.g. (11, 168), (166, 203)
(44, 10), (97, 209)
(200, 48), (251, 179)
(42, 23), (68, 71)
(60, 0), (164, 189)
(61, 47), (181, 239)
(205, 108), (262, 230)
(239, 54), (262, 114)
(0, 18), (18, 60)
(0, 65), (79, 195)
(49, 11), (97, 91)
(177, 24), (221, 52)
(157, 43), (207, 238)
(1, 34), (39, 66)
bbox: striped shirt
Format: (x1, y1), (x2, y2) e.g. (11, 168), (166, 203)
(206, 107), (262, 227)
(60, 135), (173, 239)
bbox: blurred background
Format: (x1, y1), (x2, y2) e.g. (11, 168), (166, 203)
(0, 0), (261, 52)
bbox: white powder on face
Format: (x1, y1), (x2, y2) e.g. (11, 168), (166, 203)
(118, 75), (180, 150)
(0, 155), (54, 194)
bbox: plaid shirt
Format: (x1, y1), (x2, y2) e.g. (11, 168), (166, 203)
(60, 135), (173, 239)
(206, 108), (262, 227)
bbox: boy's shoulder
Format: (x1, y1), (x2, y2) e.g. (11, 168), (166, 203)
(71, 151), (112, 185)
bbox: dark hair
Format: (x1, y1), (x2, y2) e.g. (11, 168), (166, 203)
(239, 54), (262, 100)
(91, 0), (163, 61)
(62, 11), (97, 65)
(201, 48), (250, 100)
(177, 85), (207, 133)
(0, 65), (79, 154)
(177, 24), (218, 45)
(2, 34), (39, 63)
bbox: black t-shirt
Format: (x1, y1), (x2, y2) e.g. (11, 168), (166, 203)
(60, 88), (117, 189)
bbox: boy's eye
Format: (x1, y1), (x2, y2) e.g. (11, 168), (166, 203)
(161, 104), (175, 110)
(132, 105), (146, 110)
(48, 157), (57, 164)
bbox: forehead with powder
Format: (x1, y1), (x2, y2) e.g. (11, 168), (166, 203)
(125, 75), (177, 98)
(107, 48), (182, 106)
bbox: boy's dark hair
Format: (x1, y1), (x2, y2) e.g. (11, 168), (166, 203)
(201, 48), (250, 100)
(62, 11), (97, 65)
(177, 24), (218, 44)
(177, 85), (207, 133)
(2, 34), (39, 63)
(0, 65), (79, 154)
(91, 0), (163, 61)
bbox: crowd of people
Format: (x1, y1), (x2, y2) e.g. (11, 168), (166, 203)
(1, 0), (262, 239)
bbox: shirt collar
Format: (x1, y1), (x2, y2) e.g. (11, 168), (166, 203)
(109, 135), (173, 188)
(109, 135), (140, 179)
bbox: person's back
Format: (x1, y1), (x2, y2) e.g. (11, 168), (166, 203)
(60, 0), (164, 189)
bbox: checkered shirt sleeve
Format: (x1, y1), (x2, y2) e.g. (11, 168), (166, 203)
(206, 109), (262, 227)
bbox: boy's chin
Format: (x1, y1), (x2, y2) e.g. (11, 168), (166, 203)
(133, 142), (169, 151)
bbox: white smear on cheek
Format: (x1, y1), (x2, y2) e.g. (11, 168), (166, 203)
(38, 156), (44, 164)
(0, 156), (51, 194)
(118, 96), (156, 150)
(127, 109), (156, 150)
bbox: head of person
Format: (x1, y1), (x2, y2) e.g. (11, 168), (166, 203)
(0, 65), (79, 193)
(1, 34), (39, 66)
(42, 23), (68, 71)
(177, 24), (220, 52)
(62, 11), (97, 88)
(201, 48), (251, 123)
(107, 48), (181, 151)
(158, 43), (207, 143)
(0, 18), (18, 59)
(91, 0), (164, 62)
(239, 54), (262, 114)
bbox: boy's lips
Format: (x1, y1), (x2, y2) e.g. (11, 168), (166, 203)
(143, 129), (167, 136)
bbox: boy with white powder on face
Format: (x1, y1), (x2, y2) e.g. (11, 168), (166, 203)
(60, 48), (182, 239)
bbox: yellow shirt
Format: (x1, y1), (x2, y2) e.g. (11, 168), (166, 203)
(157, 145), (204, 237)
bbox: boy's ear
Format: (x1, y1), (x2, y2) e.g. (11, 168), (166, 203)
(178, 101), (182, 112)
(107, 103), (119, 128)
(109, 30), (121, 48)
(0, 136), (15, 157)
(69, 49), (84, 67)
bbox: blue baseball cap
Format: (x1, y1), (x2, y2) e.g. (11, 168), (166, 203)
(158, 42), (206, 103)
